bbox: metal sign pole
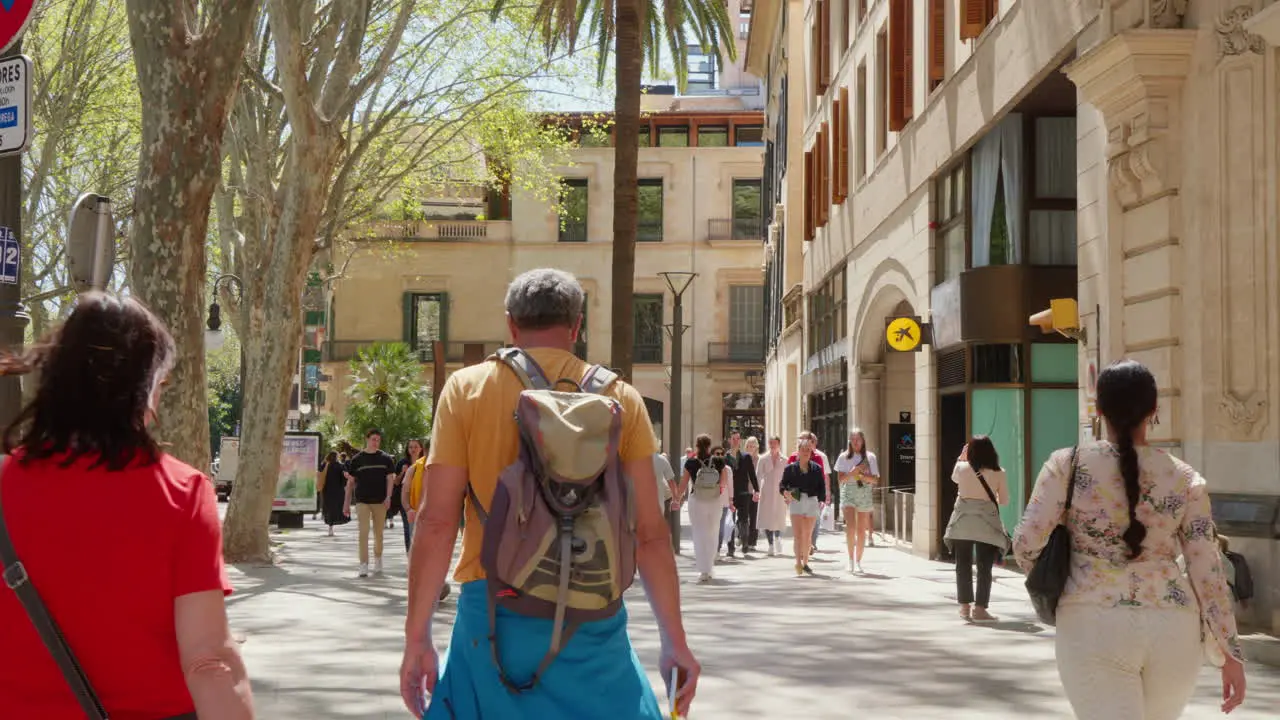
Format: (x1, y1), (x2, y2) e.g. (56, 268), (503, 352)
(0, 39), (27, 429)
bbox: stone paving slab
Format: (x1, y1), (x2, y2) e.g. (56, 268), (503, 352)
(224, 511), (1280, 719)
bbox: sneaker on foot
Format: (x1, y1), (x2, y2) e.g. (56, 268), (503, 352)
(697, 573), (712, 584)
(767, 545), (776, 557)
(848, 558), (857, 573)
(374, 558), (384, 575)
(358, 563), (369, 578)
(856, 562), (865, 574)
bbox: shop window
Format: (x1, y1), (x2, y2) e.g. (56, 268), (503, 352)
(698, 125), (729, 147)
(638, 179), (664, 242)
(634, 294), (664, 363)
(657, 126), (689, 147)
(973, 344), (1022, 384)
(558, 178), (589, 243)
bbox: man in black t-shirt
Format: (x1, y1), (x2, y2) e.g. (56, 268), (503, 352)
(343, 428), (397, 577)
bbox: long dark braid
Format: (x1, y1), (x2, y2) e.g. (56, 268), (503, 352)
(1096, 360), (1157, 560)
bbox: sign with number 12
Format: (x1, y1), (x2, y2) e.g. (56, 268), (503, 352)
(0, 225), (18, 285)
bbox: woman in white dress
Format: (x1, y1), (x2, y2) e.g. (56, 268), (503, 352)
(754, 436), (789, 556)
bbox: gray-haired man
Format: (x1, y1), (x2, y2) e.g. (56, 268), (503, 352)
(401, 268), (700, 719)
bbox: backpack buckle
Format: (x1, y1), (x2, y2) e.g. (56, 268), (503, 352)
(3, 560), (28, 589)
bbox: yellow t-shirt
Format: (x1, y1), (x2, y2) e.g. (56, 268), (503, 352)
(406, 456), (427, 511)
(426, 347), (658, 584)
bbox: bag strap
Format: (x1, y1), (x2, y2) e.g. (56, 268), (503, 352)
(1064, 445), (1079, 511)
(0, 456), (109, 719)
(973, 468), (1000, 508)
(493, 347), (551, 390)
(580, 364), (618, 395)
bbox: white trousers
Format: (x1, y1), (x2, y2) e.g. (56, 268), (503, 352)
(1056, 605), (1203, 720)
(689, 496), (722, 576)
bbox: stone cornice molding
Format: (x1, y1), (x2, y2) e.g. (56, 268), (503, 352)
(1243, 1), (1280, 47)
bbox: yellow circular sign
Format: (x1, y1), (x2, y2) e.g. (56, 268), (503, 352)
(886, 317), (923, 352)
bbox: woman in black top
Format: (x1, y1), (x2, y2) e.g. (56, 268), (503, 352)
(319, 451), (350, 535)
(781, 435), (826, 575)
(673, 433), (730, 583)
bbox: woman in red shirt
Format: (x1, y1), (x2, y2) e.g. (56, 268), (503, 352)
(0, 293), (254, 719)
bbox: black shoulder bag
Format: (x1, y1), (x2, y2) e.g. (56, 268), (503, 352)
(1024, 446), (1079, 626)
(0, 457), (197, 719)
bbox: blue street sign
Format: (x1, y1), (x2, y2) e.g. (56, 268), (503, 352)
(0, 226), (17, 285)
(0, 106), (16, 128)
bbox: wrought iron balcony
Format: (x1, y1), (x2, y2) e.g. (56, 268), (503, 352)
(708, 341), (765, 364)
(635, 343), (664, 364)
(707, 217), (764, 241)
(364, 219), (513, 241)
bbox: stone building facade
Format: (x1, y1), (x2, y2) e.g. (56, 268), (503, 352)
(752, 0), (1280, 630)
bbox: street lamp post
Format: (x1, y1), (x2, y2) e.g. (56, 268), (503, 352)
(206, 274), (245, 436)
(659, 271), (696, 554)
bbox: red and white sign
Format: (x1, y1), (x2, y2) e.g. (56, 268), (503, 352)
(0, 0), (35, 56)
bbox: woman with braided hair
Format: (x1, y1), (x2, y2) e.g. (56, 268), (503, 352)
(1013, 360), (1246, 718)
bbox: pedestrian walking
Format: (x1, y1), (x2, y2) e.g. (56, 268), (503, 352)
(728, 435), (761, 556)
(1013, 360), (1246, 718)
(836, 429), (880, 573)
(342, 428), (397, 578)
(755, 436), (789, 556)
(653, 451), (676, 513)
(395, 438), (425, 551)
(0, 293), (253, 718)
(319, 451), (351, 536)
(788, 431), (829, 554)
(713, 446), (736, 557)
(400, 269), (698, 719)
(781, 435), (828, 576)
(943, 436), (1008, 621)
(676, 434), (731, 583)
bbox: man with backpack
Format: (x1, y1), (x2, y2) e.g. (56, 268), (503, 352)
(400, 269), (699, 719)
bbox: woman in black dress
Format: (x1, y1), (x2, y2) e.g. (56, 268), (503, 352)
(319, 451), (350, 535)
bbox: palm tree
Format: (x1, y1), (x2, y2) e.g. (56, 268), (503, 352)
(344, 342), (432, 453)
(493, 0), (735, 380)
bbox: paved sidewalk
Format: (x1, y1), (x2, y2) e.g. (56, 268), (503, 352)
(226, 513), (1280, 718)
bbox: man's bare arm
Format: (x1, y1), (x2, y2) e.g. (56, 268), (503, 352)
(406, 464), (467, 644)
(626, 456), (688, 650)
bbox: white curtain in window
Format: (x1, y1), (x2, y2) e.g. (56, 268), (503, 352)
(970, 131), (1002, 268)
(1030, 211), (1077, 265)
(1035, 117), (1076, 199)
(1000, 114), (1024, 264)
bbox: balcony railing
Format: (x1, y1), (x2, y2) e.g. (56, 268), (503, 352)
(637, 219), (663, 242)
(635, 343), (664, 364)
(559, 223), (588, 243)
(707, 217), (763, 241)
(364, 219), (513, 242)
(708, 341), (765, 364)
(323, 340), (508, 365)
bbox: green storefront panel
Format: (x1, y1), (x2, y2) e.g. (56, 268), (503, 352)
(1030, 388), (1080, 497)
(971, 388), (1026, 533)
(1030, 343), (1078, 383)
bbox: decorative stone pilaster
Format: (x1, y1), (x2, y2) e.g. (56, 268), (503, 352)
(1066, 30), (1196, 444)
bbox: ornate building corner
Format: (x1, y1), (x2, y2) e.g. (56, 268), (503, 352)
(1243, 1), (1280, 46)
(1220, 392), (1269, 440)
(1151, 0), (1188, 29)
(1066, 30), (1196, 208)
(1217, 6), (1267, 60)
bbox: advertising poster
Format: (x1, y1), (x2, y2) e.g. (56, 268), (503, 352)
(274, 432), (320, 512)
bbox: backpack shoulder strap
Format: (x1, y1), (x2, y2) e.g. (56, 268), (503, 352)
(0, 457), (109, 719)
(492, 347), (551, 390)
(580, 364), (618, 395)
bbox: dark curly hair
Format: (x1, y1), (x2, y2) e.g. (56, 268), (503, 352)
(1096, 359), (1156, 559)
(1, 292), (175, 470)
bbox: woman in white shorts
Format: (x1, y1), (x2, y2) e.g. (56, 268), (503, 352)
(780, 435), (828, 576)
(835, 429), (880, 573)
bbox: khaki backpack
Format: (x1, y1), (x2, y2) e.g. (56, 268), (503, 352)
(466, 348), (637, 692)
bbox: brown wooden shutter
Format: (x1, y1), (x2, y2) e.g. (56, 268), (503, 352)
(888, 0), (907, 132)
(831, 97), (842, 204)
(838, 86), (850, 200)
(818, 0), (831, 94)
(858, 0), (867, 23)
(804, 150), (814, 240)
(960, 0), (987, 41)
(842, 0), (851, 52)
(902, 0), (914, 121)
(929, 0), (945, 85)
(819, 123), (830, 226)
(812, 17), (821, 96)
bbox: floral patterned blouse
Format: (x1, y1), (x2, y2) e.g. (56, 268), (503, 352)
(1012, 442), (1243, 663)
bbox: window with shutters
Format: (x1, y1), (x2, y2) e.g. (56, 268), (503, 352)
(928, 0), (945, 91)
(837, 86), (850, 200)
(818, 123), (830, 226)
(875, 29), (888, 156)
(812, 14), (822, 96)
(804, 150), (815, 240)
(857, 0), (867, 23)
(819, 0), (831, 93)
(888, 0), (913, 132)
(960, 0), (998, 41)
(856, 64), (868, 180)
(841, 0), (851, 54)
(831, 96), (843, 204)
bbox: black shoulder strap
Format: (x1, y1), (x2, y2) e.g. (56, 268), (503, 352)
(0, 456), (109, 719)
(1065, 445), (1079, 511)
(973, 468), (1000, 508)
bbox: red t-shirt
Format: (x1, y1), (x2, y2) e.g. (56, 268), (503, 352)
(0, 450), (232, 718)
